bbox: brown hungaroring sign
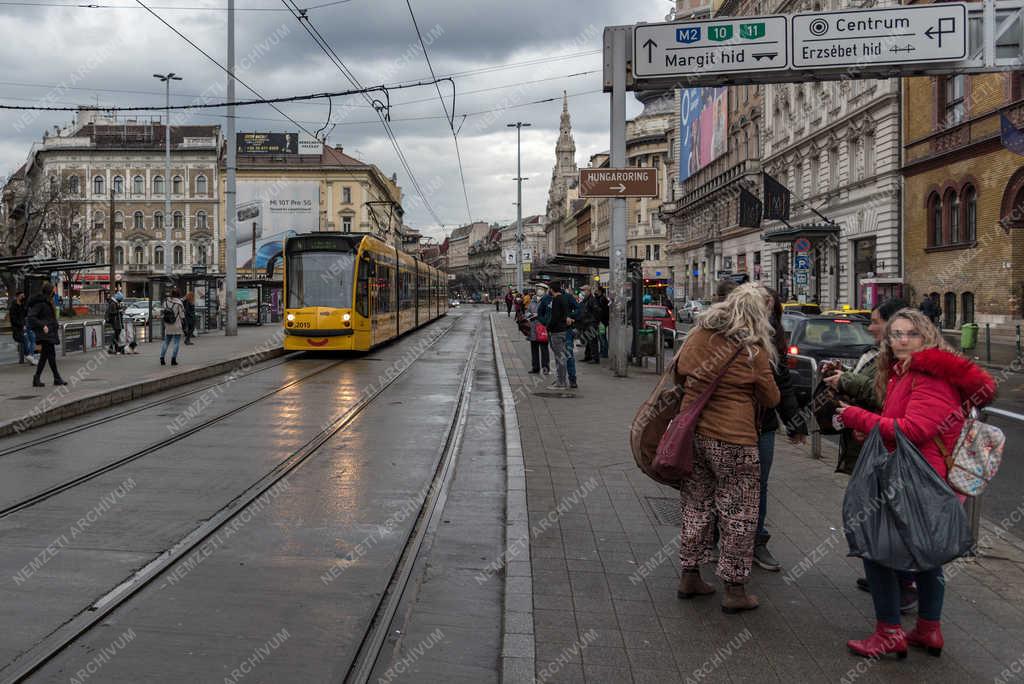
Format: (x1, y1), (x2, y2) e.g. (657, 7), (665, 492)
(579, 168), (658, 198)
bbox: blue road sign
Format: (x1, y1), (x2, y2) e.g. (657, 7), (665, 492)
(794, 254), (811, 270)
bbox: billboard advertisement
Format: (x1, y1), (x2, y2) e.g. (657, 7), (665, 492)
(237, 132), (298, 155)
(678, 87), (728, 184)
(236, 180), (319, 278)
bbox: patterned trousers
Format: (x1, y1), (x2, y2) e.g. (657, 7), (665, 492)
(678, 434), (761, 583)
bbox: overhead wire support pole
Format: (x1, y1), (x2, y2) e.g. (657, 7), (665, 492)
(225, 0), (237, 336)
(608, 27), (628, 378)
(507, 121), (530, 294)
(154, 72), (181, 279)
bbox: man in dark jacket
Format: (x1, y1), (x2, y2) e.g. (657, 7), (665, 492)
(183, 291), (196, 345)
(105, 291), (123, 354)
(540, 281), (576, 390)
(9, 290), (29, 364)
(577, 285), (601, 363)
(596, 286), (610, 359)
(919, 295), (941, 327)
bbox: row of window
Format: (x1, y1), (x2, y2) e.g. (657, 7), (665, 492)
(927, 185), (977, 247)
(52, 174), (209, 197)
(928, 291), (975, 329)
(90, 210), (208, 232)
(778, 134), (876, 199)
(93, 244), (208, 266)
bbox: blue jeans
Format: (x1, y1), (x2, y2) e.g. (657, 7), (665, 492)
(599, 330), (608, 358)
(565, 329), (577, 382)
(23, 328), (36, 357)
(863, 559), (944, 624)
(756, 430), (775, 545)
(160, 334), (181, 360)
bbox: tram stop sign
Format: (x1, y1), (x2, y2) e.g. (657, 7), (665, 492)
(579, 168), (659, 198)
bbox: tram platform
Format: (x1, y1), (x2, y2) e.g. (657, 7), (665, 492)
(491, 314), (1024, 683)
(0, 326), (285, 437)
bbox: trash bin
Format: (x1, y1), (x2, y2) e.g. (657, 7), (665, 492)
(961, 323), (979, 351)
(636, 328), (656, 357)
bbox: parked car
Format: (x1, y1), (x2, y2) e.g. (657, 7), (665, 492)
(678, 299), (711, 323)
(642, 304), (676, 347)
(449, 298), (460, 307)
(822, 306), (871, 320)
(123, 300), (151, 324)
(785, 315), (876, 405)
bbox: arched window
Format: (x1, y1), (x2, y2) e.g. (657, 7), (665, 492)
(93, 175), (105, 195)
(153, 175), (164, 194)
(115, 246), (124, 265)
(173, 211), (183, 230)
(49, 175), (58, 194)
(68, 175), (80, 195)
(196, 174), (208, 195)
(93, 212), (104, 233)
(964, 185), (977, 241)
(947, 189), (960, 243)
(134, 245), (144, 264)
(172, 175), (183, 194)
(113, 211), (124, 232)
(133, 211), (144, 231)
(196, 211), (207, 230)
(962, 292), (975, 324)
(929, 193), (943, 246)
(943, 292), (957, 329)
(154, 211), (164, 231)
(133, 175), (144, 194)
(196, 244), (207, 265)
(173, 245), (184, 265)
(154, 246), (164, 266)
(94, 246), (104, 264)
(113, 175), (124, 195)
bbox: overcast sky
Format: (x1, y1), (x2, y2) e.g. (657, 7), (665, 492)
(0, 0), (670, 239)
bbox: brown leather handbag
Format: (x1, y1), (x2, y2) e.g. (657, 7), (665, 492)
(652, 348), (742, 485)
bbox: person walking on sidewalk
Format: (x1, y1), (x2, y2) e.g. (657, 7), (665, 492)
(675, 283), (780, 613)
(577, 285), (601, 363)
(9, 290), (34, 365)
(183, 291), (196, 345)
(527, 284), (550, 375)
(753, 289), (807, 572)
(505, 290), (514, 318)
(836, 308), (996, 660)
(596, 286), (610, 359)
(26, 282), (66, 388)
(105, 290), (124, 355)
(540, 281), (576, 390)
(159, 287), (186, 366)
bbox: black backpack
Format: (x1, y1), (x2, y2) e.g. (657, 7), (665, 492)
(162, 301), (177, 325)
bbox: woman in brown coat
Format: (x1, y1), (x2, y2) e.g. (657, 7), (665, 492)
(675, 283), (780, 613)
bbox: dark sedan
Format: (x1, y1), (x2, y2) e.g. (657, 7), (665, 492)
(784, 315), (876, 405)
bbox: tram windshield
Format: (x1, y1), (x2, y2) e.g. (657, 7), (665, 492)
(287, 250), (355, 309)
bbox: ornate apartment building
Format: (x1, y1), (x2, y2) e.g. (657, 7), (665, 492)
(3, 109), (219, 296)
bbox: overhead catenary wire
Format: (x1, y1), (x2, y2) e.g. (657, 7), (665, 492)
(0, 0), (351, 9)
(404, 0), (471, 224)
(279, 0), (446, 227)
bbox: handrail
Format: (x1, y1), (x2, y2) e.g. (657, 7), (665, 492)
(789, 353), (822, 460)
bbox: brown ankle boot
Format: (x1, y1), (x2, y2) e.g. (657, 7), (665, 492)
(721, 582), (759, 614)
(677, 568), (715, 599)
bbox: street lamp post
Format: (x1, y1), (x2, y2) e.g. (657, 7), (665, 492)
(506, 122), (530, 293)
(153, 73), (181, 280)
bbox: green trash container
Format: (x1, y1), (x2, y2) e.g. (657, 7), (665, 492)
(961, 323), (979, 351)
(636, 328), (656, 357)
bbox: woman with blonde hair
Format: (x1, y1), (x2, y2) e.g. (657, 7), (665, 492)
(837, 308), (995, 659)
(675, 282), (780, 613)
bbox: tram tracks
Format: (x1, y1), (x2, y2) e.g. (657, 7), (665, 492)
(1, 316), (465, 684)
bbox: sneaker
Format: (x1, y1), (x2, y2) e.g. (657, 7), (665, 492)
(753, 544), (781, 572)
(569, 381), (578, 389)
(900, 585), (919, 614)
(27, 355), (37, 365)
(547, 382), (566, 390)
(528, 369), (540, 374)
(856, 577), (870, 592)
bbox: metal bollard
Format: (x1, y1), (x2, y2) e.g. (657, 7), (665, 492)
(1017, 324), (1021, 357)
(654, 325), (664, 374)
(809, 357), (822, 460)
(986, 323), (991, 363)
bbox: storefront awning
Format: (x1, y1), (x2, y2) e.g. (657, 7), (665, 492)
(760, 222), (840, 243)
(546, 253), (644, 269)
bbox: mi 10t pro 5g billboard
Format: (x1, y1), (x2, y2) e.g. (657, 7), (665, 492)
(236, 180), (319, 278)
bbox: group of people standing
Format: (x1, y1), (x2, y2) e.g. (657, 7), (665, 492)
(670, 281), (995, 661)
(513, 282), (610, 391)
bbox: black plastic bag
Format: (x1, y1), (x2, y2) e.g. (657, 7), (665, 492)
(843, 425), (972, 572)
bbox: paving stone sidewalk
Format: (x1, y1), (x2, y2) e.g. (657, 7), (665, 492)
(494, 314), (1024, 684)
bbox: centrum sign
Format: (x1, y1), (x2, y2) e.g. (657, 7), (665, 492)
(792, 5), (966, 68)
(579, 168), (658, 198)
(633, 16), (788, 77)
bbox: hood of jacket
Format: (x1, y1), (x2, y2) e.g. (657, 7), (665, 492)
(27, 293), (51, 309)
(906, 347), (997, 409)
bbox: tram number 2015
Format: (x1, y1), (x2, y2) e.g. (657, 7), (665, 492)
(293, 322), (311, 328)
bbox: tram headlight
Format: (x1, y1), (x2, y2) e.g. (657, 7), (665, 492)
(342, 312), (351, 322)
(286, 313), (295, 322)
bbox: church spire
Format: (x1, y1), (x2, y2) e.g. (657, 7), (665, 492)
(555, 90), (576, 172)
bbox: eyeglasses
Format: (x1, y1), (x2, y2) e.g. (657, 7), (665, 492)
(888, 330), (922, 341)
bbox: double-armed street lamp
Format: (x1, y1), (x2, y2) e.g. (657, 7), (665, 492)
(506, 122), (531, 293)
(153, 73), (182, 278)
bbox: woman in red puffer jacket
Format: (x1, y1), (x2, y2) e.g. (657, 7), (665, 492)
(837, 308), (996, 660)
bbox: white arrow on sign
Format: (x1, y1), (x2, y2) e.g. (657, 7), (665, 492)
(611, 183), (626, 193)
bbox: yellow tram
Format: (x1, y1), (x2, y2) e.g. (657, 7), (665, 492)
(282, 232), (448, 351)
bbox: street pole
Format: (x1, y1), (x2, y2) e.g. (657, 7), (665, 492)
(608, 27), (628, 377)
(224, 0), (238, 336)
(507, 121), (530, 293)
(153, 73), (181, 281)
(108, 187), (115, 292)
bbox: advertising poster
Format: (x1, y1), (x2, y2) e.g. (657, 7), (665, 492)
(237, 132), (298, 155)
(679, 87), (728, 184)
(85, 322), (103, 350)
(237, 288), (260, 324)
(236, 180), (319, 278)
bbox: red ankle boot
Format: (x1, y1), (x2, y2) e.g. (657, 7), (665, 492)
(847, 622), (908, 659)
(907, 618), (943, 657)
